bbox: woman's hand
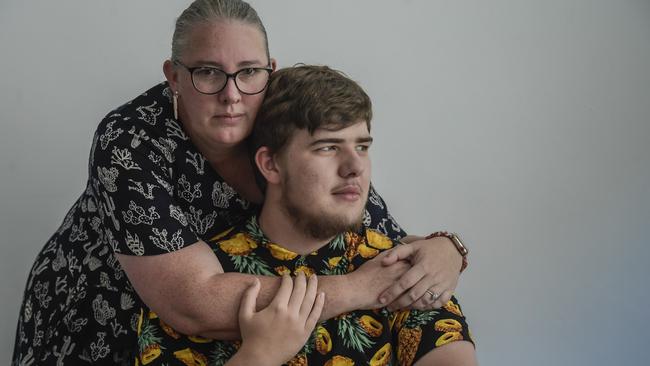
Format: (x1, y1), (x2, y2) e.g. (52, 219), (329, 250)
(228, 273), (325, 366)
(379, 236), (463, 310)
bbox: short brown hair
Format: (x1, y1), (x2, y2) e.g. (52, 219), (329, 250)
(251, 65), (372, 156)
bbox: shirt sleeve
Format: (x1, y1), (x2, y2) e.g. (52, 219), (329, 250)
(89, 113), (199, 256)
(391, 296), (474, 365)
(364, 183), (407, 240)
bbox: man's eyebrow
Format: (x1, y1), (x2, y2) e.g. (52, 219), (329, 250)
(309, 136), (373, 147)
(309, 138), (344, 147)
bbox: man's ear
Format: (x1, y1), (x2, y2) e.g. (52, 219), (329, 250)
(163, 60), (179, 91)
(269, 57), (278, 72)
(254, 146), (281, 185)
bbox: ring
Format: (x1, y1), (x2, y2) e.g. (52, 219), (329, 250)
(425, 289), (440, 301)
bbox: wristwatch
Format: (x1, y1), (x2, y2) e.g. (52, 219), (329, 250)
(425, 231), (469, 273)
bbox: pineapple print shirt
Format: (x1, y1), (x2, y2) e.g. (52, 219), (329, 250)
(12, 82), (405, 365)
(137, 216), (472, 366)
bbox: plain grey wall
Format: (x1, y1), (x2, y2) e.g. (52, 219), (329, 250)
(1, 0), (649, 364)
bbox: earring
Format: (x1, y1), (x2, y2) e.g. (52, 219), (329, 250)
(173, 91), (179, 120)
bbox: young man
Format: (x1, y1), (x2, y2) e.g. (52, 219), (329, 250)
(138, 65), (476, 366)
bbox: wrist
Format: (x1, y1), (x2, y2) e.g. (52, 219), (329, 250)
(229, 344), (275, 366)
(425, 231), (469, 273)
(340, 273), (365, 311)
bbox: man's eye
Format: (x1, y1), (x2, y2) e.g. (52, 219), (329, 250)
(317, 146), (336, 152)
(356, 145), (370, 152)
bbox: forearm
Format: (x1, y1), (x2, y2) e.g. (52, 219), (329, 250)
(180, 272), (358, 339)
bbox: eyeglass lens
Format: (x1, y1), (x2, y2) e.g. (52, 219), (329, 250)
(192, 68), (269, 95)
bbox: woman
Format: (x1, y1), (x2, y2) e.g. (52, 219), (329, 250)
(12, 0), (466, 364)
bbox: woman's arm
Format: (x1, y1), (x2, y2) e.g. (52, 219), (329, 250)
(117, 240), (410, 339)
(380, 236), (464, 310)
(364, 185), (466, 310)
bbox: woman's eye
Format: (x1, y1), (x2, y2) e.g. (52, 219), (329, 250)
(195, 68), (219, 77)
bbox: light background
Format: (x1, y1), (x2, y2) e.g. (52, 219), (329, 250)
(1, 0), (649, 364)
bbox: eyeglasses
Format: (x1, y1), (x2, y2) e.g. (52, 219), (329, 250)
(174, 60), (272, 95)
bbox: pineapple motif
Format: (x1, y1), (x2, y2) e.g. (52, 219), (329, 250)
(287, 353), (308, 366)
(365, 229), (393, 249)
(328, 234), (347, 251)
(209, 227), (234, 241)
(173, 347), (208, 366)
(337, 313), (375, 353)
(369, 343), (392, 366)
(188, 334), (213, 343)
(137, 310), (164, 365)
(321, 256), (350, 276)
(443, 301), (463, 317)
(267, 242), (298, 260)
(244, 215), (267, 244)
(275, 265), (291, 275)
(219, 233), (258, 255)
(328, 256), (342, 268)
(397, 310), (438, 366)
(230, 252), (274, 275)
(159, 318), (181, 339)
(357, 243), (379, 258)
(208, 341), (238, 366)
(324, 355), (355, 366)
(315, 325), (333, 354)
(390, 310), (410, 332)
(433, 319), (462, 333)
(358, 315), (383, 337)
(435, 332), (463, 347)
(294, 265), (315, 277)
(344, 232), (363, 260)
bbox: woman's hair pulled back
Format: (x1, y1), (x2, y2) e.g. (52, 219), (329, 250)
(172, 0), (269, 61)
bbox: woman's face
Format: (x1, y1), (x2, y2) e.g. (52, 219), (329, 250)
(165, 21), (275, 154)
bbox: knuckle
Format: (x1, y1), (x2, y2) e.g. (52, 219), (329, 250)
(394, 281), (407, 292)
(408, 291), (420, 302)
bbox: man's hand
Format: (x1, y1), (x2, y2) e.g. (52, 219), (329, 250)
(347, 251), (411, 310)
(233, 273), (325, 366)
(379, 236), (463, 310)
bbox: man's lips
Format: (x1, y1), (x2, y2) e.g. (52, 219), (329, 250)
(332, 185), (363, 201)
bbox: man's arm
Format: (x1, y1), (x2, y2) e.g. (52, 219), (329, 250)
(117, 240), (409, 339)
(414, 341), (477, 366)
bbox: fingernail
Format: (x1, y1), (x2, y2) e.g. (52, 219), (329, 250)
(379, 297), (387, 304)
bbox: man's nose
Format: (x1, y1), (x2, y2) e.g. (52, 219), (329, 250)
(339, 149), (365, 178)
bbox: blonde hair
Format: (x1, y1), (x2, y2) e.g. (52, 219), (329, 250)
(171, 0), (270, 62)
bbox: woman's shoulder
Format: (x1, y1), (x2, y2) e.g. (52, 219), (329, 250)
(95, 82), (173, 135)
(90, 82), (193, 154)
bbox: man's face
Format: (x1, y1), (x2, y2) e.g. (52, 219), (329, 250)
(274, 121), (372, 240)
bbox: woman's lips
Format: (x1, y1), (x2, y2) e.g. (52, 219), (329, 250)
(215, 113), (245, 124)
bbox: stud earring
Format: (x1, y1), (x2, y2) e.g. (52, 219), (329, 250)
(173, 91), (179, 120)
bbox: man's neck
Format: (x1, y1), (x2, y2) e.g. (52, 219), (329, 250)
(257, 201), (334, 256)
